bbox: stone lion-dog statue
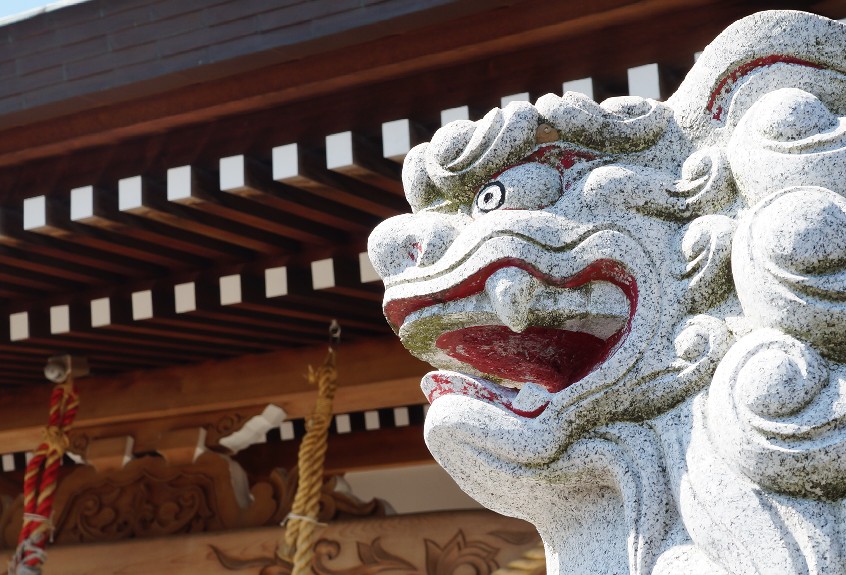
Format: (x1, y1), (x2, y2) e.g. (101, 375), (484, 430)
(368, 10), (846, 574)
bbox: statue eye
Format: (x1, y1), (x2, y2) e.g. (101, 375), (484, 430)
(475, 182), (506, 212)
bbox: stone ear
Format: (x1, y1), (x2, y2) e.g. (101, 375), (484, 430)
(732, 186), (846, 361)
(581, 148), (735, 222)
(673, 148), (735, 218)
(674, 215), (736, 314)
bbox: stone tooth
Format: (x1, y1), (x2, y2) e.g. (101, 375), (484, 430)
(587, 281), (629, 318)
(581, 281), (630, 339)
(484, 267), (538, 333)
(534, 285), (589, 315)
(511, 382), (552, 413)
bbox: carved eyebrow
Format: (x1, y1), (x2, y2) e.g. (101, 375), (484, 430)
(485, 145), (600, 183)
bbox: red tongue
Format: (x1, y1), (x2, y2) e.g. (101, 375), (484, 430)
(435, 325), (614, 393)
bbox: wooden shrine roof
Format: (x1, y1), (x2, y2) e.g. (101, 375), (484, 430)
(0, 0), (841, 457)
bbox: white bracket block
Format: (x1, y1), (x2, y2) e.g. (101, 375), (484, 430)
(22, 196), (46, 230)
(280, 420), (295, 441)
(219, 155), (246, 192)
(326, 132), (353, 170)
(393, 407), (410, 427)
(174, 282), (196, 313)
(311, 258), (335, 290)
(628, 63), (661, 99)
(90, 297), (111, 327)
(335, 413), (352, 434)
(9, 312), (28, 341)
(50, 305), (70, 334)
(359, 252), (380, 283)
(501, 92), (530, 107)
(167, 165), (193, 201)
(219, 274), (242, 305)
(563, 78), (594, 100)
(118, 176), (143, 211)
(272, 143), (298, 181)
(131, 290), (153, 320)
(70, 186), (94, 221)
(264, 266), (288, 298)
(441, 105), (469, 125)
(382, 119), (411, 162)
(364, 410), (380, 430)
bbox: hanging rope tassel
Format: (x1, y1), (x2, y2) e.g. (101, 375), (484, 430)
(279, 321), (340, 574)
(9, 372), (79, 575)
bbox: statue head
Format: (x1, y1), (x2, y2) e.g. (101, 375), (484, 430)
(369, 10), (846, 574)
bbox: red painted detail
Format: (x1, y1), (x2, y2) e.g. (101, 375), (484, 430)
(407, 241), (423, 263)
(706, 55), (824, 120)
(437, 326), (612, 394)
(401, 259), (638, 416)
(427, 372), (498, 404)
(425, 372), (549, 418)
(488, 145), (598, 182)
(384, 258), (638, 329)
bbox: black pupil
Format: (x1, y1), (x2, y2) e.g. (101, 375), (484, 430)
(477, 181), (504, 212)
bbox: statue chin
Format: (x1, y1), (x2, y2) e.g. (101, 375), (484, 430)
(368, 10), (846, 575)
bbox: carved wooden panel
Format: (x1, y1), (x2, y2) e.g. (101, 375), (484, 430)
(0, 452), (385, 548)
(0, 509), (541, 575)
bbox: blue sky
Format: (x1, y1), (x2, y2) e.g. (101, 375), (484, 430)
(0, 0), (69, 20)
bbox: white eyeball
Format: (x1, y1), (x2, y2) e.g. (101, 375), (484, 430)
(471, 162), (563, 218)
(475, 182), (506, 212)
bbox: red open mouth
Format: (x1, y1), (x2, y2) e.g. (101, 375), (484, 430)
(387, 258), (638, 416)
(436, 325), (618, 394)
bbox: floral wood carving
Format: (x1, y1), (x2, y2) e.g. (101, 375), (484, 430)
(0, 452), (386, 548)
(424, 530), (499, 575)
(313, 538), (418, 574)
(210, 536), (425, 575)
(211, 527), (540, 575)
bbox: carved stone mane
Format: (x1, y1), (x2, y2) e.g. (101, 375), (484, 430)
(368, 11), (846, 575)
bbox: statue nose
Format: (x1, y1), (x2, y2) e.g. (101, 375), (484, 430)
(367, 212), (467, 280)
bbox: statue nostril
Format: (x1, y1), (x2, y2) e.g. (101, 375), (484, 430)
(407, 241), (423, 264)
(367, 212), (466, 280)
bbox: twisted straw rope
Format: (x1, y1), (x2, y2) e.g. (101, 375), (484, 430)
(279, 348), (338, 575)
(9, 378), (79, 575)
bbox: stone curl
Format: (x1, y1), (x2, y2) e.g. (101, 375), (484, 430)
(402, 94), (673, 212)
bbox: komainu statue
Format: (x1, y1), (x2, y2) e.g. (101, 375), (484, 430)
(367, 11), (846, 574)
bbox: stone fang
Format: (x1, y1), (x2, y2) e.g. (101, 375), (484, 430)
(511, 382), (552, 412)
(484, 267), (538, 332)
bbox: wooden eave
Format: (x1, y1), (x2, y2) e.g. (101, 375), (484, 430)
(0, 0), (841, 465)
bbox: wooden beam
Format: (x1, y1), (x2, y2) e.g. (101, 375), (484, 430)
(119, 174), (292, 255)
(272, 143), (407, 218)
(234, 423), (433, 476)
(325, 131), (403, 195)
(220, 154), (379, 233)
(0, 336), (429, 454)
(168, 164), (343, 245)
